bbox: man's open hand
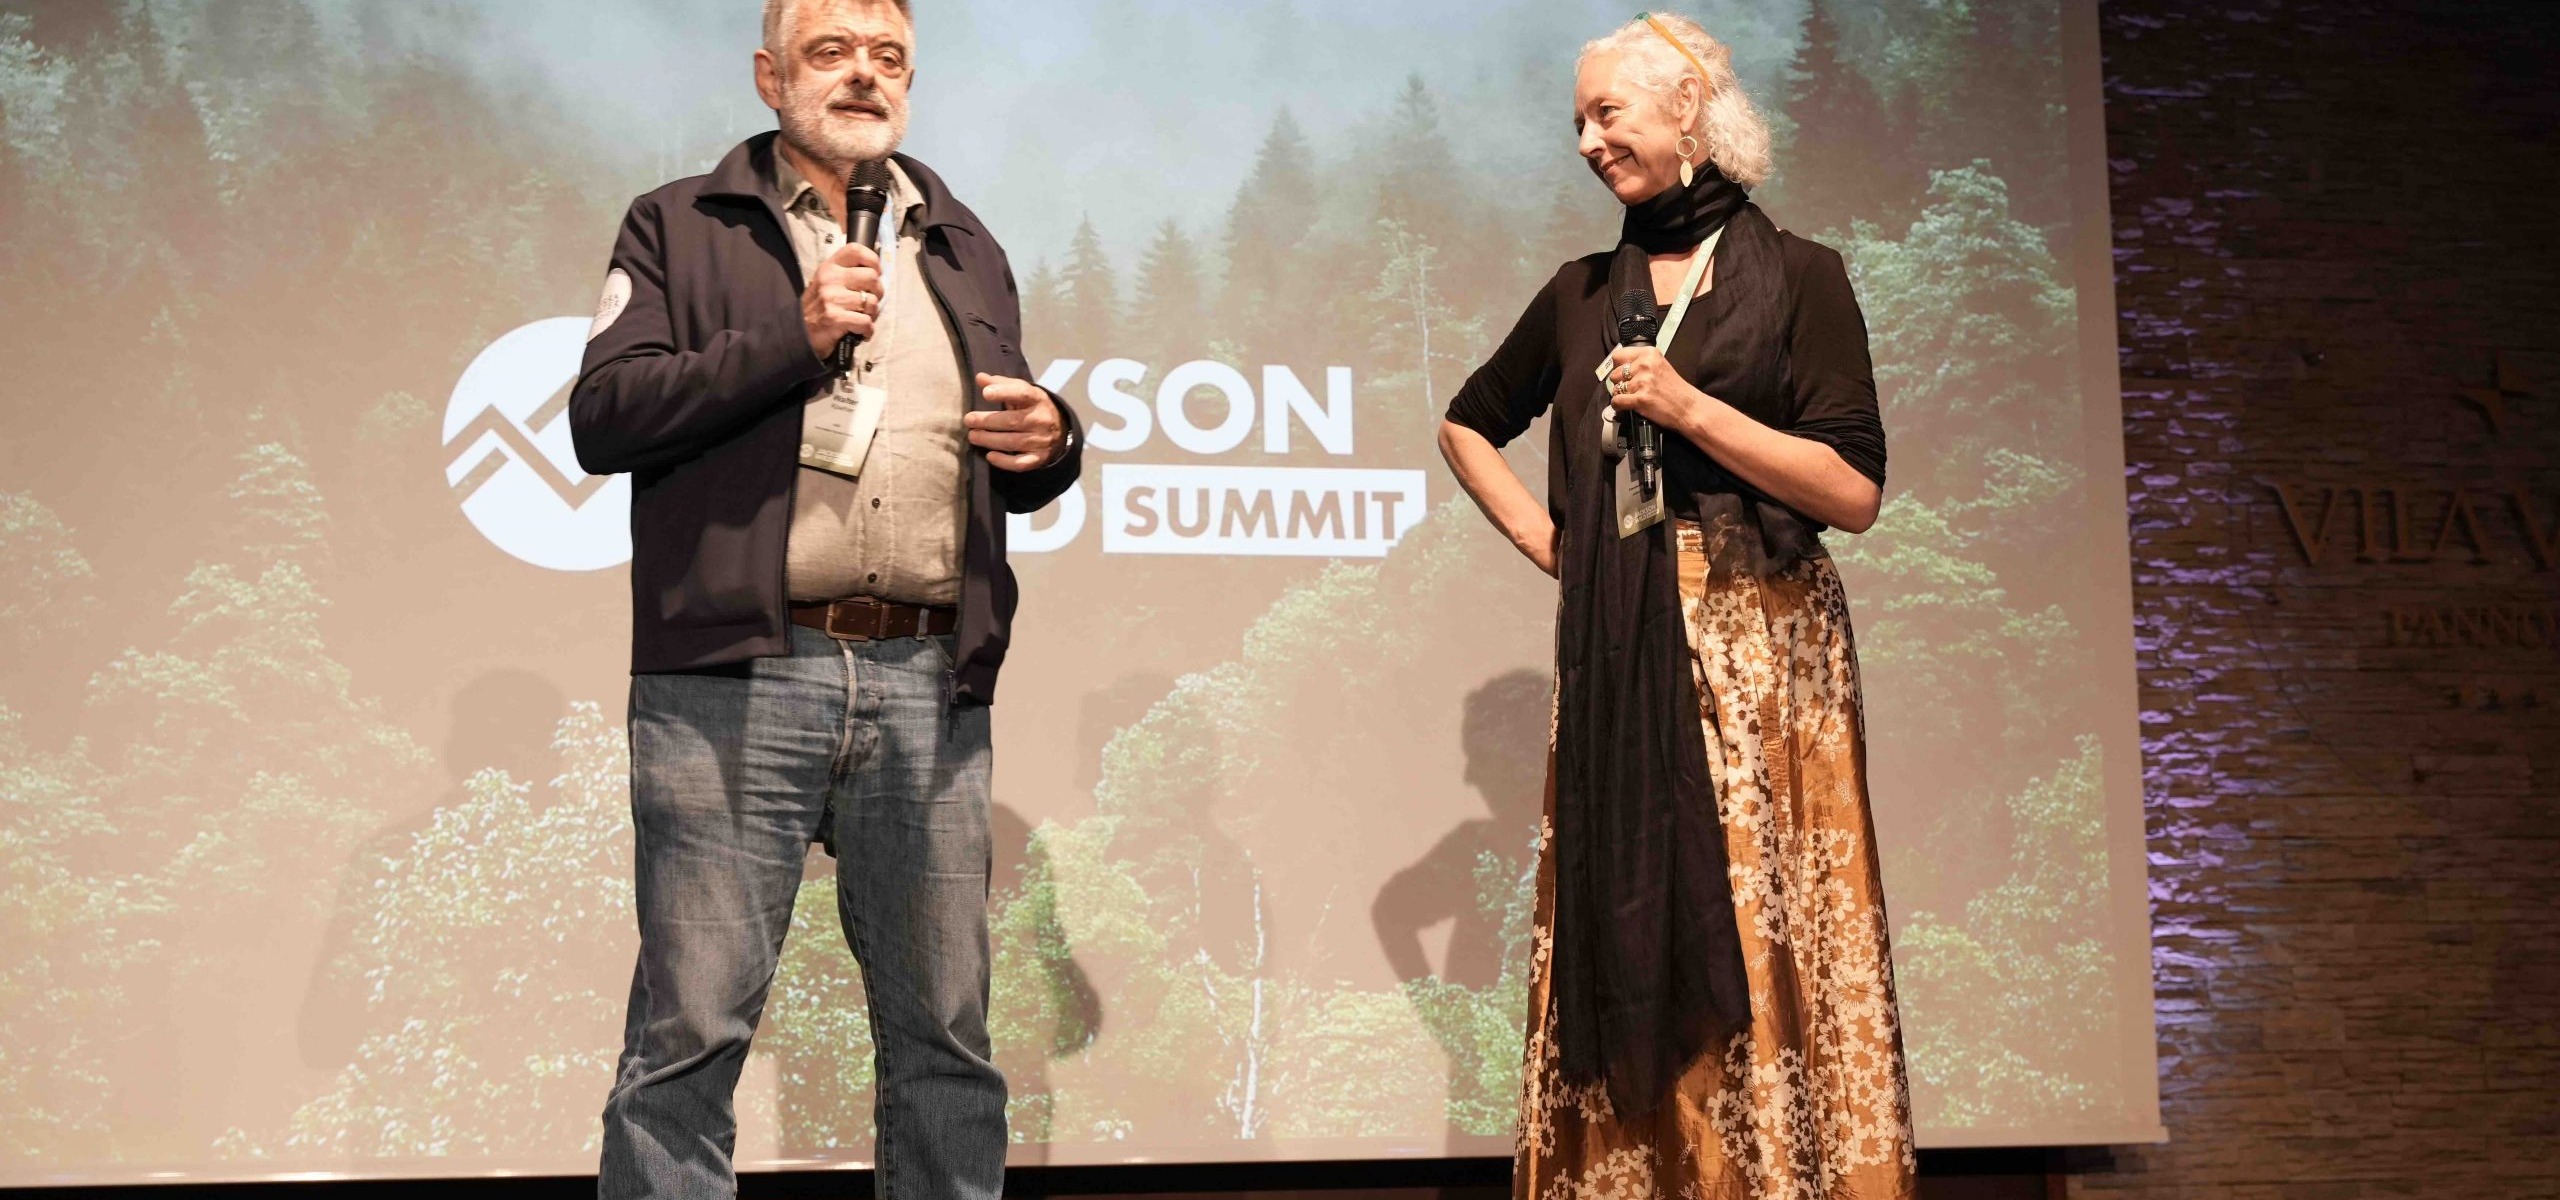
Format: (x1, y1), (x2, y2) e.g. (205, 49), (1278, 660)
(966, 373), (1064, 471)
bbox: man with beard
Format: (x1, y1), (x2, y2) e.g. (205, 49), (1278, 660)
(570, 1), (1082, 1195)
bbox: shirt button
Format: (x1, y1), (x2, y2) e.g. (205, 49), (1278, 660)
(871, 498), (882, 508)
(867, 572), (880, 584)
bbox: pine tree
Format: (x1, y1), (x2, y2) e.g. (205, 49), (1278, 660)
(1059, 217), (1119, 363)
(1377, 76), (1461, 240)
(1220, 110), (1319, 356)
(1368, 219), (1479, 421)
(1879, 78), (1931, 224)
(0, 494), (95, 664)
(0, 21), (27, 311)
(1536, 178), (1619, 273)
(1019, 259), (1066, 367)
(1774, 0), (1890, 237)
(1924, 0), (2063, 226)
(1131, 220), (1208, 368)
(278, 705), (630, 1158)
(1371, 76), (1510, 385)
(0, 691), (127, 1149)
(127, 3), (223, 273)
(1841, 163), (2075, 493)
(227, 441), (330, 570)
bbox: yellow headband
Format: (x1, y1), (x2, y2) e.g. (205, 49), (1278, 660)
(1637, 12), (1713, 93)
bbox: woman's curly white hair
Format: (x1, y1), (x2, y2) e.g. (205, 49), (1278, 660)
(1579, 12), (1773, 188)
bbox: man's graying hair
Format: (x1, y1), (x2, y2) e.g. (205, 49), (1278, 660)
(762, 0), (914, 58)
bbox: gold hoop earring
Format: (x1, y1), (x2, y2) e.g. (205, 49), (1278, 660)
(1676, 134), (1700, 187)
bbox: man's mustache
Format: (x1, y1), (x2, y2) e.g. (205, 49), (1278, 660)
(826, 86), (893, 117)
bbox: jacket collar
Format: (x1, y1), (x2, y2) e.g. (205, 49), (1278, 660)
(703, 131), (978, 238)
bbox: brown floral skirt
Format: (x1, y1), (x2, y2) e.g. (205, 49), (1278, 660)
(1518, 519), (1917, 1200)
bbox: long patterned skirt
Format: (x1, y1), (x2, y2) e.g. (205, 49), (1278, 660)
(1518, 519), (1917, 1200)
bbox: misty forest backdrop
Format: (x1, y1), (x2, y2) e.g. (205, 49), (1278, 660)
(0, 0), (2133, 1170)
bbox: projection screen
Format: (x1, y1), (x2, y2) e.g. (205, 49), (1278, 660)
(0, 0), (2161, 1182)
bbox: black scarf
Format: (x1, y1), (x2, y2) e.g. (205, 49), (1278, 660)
(1618, 160), (1751, 255)
(1548, 162), (1798, 1116)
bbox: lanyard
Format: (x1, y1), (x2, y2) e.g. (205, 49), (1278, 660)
(1657, 226), (1720, 347)
(1592, 225), (1723, 383)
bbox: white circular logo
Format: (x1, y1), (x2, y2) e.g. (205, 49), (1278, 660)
(442, 317), (631, 572)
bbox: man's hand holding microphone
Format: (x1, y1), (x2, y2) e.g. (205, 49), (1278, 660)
(801, 239), (883, 363)
(794, 208), (1065, 473)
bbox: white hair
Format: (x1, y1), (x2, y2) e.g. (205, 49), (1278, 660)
(763, 0), (912, 58)
(762, 0), (792, 56)
(1578, 12), (1772, 189)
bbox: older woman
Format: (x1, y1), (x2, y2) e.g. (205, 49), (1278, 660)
(1439, 12), (1915, 1199)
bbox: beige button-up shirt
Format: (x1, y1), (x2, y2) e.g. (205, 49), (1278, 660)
(774, 156), (969, 606)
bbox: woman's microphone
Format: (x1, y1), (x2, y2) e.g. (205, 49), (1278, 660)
(828, 159), (896, 374)
(1613, 289), (1664, 492)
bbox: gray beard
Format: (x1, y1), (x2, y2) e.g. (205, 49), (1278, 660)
(776, 82), (907, 176)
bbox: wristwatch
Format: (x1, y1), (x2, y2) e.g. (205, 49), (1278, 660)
(1044, 410), (1078, 467)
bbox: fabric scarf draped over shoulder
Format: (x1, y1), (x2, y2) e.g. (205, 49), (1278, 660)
(1548, 163), (1821, 1116)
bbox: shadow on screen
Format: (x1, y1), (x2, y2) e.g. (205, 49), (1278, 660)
(1080, 669), (1263, 970)
(779, 804), (1105, 1160)
(1069, 670), (1270, 1136)
(1074, 672), (1171, 800)
(987, 799), (1102, 1163)
(1373, 668), (1547, 1141)
(296, 668), (567, 1069)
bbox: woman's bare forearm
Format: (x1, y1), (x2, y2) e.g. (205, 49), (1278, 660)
(1673, 399), (1882, 533)
(1438, 419), (1557, 576)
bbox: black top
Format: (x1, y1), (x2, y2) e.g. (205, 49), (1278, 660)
(1445, 231), (1886, 512)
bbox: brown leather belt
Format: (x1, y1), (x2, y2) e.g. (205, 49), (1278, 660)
(789, 597), (958, 641)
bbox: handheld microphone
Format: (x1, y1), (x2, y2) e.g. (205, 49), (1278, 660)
(1612, 289), (1664, 491)
(828, 159), (896, 374)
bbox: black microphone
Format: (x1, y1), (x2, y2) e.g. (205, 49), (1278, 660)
(1612, 288), (1664, 491)
(828, 159), (896, 374)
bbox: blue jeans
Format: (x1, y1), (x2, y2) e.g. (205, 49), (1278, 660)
(599, 626), (1006, 1200)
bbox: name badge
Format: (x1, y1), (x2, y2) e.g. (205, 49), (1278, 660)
(800, 380), (888, 479)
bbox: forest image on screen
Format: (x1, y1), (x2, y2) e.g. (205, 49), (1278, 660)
(0, 0), (2155, 1180)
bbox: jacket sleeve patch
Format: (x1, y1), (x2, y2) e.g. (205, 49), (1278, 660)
(587, 268), (633, 343)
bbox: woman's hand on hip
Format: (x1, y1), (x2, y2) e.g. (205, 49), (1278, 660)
(1438, 418), (1561, 581)
(1521, 515), (1560, 578)
(1604, 345), (1706, 433)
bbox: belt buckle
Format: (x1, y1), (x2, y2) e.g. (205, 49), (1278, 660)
(827, 599), (885, 641)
